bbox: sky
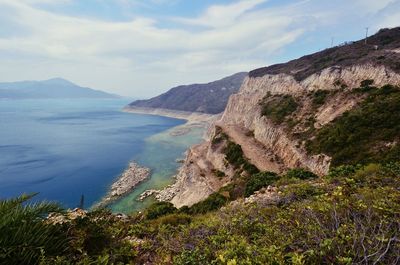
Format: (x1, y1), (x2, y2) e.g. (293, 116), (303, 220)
(0, 0), (399, 98)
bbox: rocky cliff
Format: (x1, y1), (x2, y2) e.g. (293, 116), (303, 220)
(162, 27), (400, 207)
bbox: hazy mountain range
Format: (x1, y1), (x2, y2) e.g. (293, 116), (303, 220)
(0, 78), (119, 99)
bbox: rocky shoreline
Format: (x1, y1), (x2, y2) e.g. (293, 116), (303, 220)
(94, 162), (151, 208)
(122, 106), (221, 207)
(123, 106), (218, 123)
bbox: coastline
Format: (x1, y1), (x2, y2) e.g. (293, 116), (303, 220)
(122, 106), (219, 124)
(94, 162), (151, 209)
(117, 106), (220, 208)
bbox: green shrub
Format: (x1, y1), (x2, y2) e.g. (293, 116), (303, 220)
(284, 168), (318, 180)
(212, 169), (226, 179)
(312, 90), (330, 107)
(242, 161), (260, 175)
(223, 140), (259, 175)
(156, 213), (192, 226)
(187, 193), (228, 214)
(145, 202), (177, 220)
(244, 172), (279, 197)
(224, 141), (246, 168)
(307, 85), (400, 166)
(327, 164), (362, 179)
(260, 94), (298, 123)
(282, 182), (324, 200)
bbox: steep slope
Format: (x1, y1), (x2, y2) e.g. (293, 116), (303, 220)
(0, 78), (119, 99)
(162, 27), (400, 207)
(251, 27), (400, 80)
(127, 72), (247, 114)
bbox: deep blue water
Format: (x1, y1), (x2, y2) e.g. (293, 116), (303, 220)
(0, 99), (185, 208)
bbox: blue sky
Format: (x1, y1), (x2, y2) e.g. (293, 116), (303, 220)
(0, 0), (399, 97)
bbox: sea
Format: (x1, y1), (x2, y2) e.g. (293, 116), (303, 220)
(0, 98), (204, 213)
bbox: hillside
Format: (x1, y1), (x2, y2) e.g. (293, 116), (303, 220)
(160, 27), (400, 208)
(127, 72), (247, 114)
(0, 78), (118, 99)
(250, 27), (400, 80)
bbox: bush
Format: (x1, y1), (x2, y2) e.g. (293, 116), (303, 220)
(282, 182), (324, 200)
(223, 140), (259, 174)
(212, 169), (226, 179)
(242, 161), (260, 175)
(244, 172), (279, 197)
(187, 193), (228, 214)
(156, 213), (192, 226)
(285, 168), (318, 180)
(224, 141), (246, 168)
(260, 94), (298, 123)
(312, 90), (330, 107)
(327, 164), (362, 179)
(145, 202), (177, 220)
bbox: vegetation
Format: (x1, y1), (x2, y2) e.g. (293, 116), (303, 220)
(0, 193), (67, 265)
(311, 89), (330, 107)
(260, 93), (298, 124)
(307, 84), (400, 166)
(224, 141), (246, 168)
(1, 161), (399, 264)
(145, 202), (177, 220)
(223, 139), (259, 175)
(211, 169), (226, 179)
(284, 168), (318, 180)
(183, 193), (228, 215)
(250, 27), (400, 80)
(244, 171), (279, 197)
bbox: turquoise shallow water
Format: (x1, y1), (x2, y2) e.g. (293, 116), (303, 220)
(110, 125), (205, 213)
(0, 99), (203, 211)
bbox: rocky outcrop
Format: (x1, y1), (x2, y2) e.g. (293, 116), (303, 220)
(162, 63), (400, 208)
(156, 142), (228, 208)
(95, 162), (150, 208)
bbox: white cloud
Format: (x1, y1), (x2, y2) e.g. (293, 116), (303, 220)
(174, 0), (268, 28)
(0, 0), (398, 97)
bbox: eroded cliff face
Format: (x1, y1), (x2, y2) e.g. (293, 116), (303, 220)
(165, 64), (400, 207)
(220, 64), (400, 175)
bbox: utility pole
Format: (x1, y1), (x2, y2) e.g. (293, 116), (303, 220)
(331, 37), (334, 48)
(365, 27), (369, 44)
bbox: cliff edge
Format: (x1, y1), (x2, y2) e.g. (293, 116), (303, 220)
(163, 27), (400, 207)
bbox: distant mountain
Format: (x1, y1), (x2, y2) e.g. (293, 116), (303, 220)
(127, 72), (248, 114)
(0, 78), (119, 99)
